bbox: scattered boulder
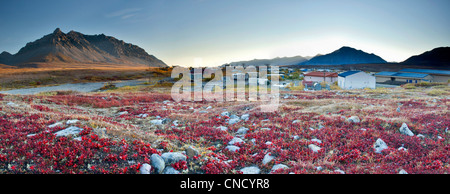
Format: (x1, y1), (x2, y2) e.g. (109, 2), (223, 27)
(374, 138), (388, 154)
(399, 123), (414, 136)
(239, 166), (260, 174)
(311, 138), (322, 144)
(217, 126), (227, 131)
(347, 116), (360, 123)
(66, 119), (79, 125)
(54, 126), (83, 137)
(292, 120), (301, 124)
(228, 118), (240, 125)
(398, 169), (408, 174)
(150, 118), (169, 125)
(48, 122), (63, 128)
(161, 152), (187, 164)
(241, 114), (250, 121)
(262, 153), (275, 165)
(225, 145), (240, 152)
(236, 127), (249, 135)
(185, 146), (199, 158)
(228, 137), (244, 145)
(334, 169), (345, 174)
(221, 111), (230, 117)
(150, 154), (165, 174)
(163, 166), (180, 174)
(271, 164), (289, 173)
(139, 163), (152, 174)
(308, 144), (321, 153)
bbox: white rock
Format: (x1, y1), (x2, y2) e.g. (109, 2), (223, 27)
(221, 111), (230, 117)
(66, 119), (79, 125)
(315, 166), (323, 171)
(228, 118), (240, 125)
(225, 145), (240, 152)
(265, 141), (273, 146)
(228, 137), (244, 145)
(239, 166), (260, 174)
(48, 122), (63, 128)
(117, 111), (128, 116)
(417, 134), (425, 138)
(308, 144), (321, 153)
(334, 169), (345, 174)
(237, 127), (249, 135)
(348, 116), (360, 123)
(161, 152), (187, 164)
(292, 120), (301, 124)
(292, 135), (300, 140)
(217, 126), (228, 131)
(54, 126), (83, 137)
(262, 153), (275, 165)
(206, 106), (212, 109)
(261, 128), (271, 131)
(6, 102), (18, 107)
(398, 147), (408, 152)
(241, 114), (250, 121)
(399, 123), (414, 136)
(311, 138), (322, 144)
(271, 164), (289, 173)
(374, 138), (388, 154)
(398, 169), (408, 174)
(150, 154), (165, 174)
(163, 166), (180, 174)
(139, 163), (152, 174)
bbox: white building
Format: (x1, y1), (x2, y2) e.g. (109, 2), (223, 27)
(338, 71), (376, 89)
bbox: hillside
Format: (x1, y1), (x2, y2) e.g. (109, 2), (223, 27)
(402, 47), (450, 67)
(300, 46), (387, 65)
(223, 55), (310, 67)
(0, 28), (167, 68)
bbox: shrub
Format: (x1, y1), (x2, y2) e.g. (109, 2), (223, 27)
(426, 89), (448, 96)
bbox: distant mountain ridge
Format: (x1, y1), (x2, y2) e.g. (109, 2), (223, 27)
(300, 46), (387, 65)
(402, 47), (450, 67)
(223, 55), (311, 67)
(0, 28), (167, 67)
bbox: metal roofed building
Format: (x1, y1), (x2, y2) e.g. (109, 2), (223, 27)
(303, 72), (338, 83)
(399, 69), (450, 83)
(375, 71), (432, 84)
(338, 71), (375, 89)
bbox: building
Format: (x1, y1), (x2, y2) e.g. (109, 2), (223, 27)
(338, 71), (376, 89)
(399, 69), (450, 83)
(303, 72), (338, 83)
(375, 72), (432, 84)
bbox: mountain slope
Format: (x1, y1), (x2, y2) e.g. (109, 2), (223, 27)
(300, 46), (387, 65)
(402, 47), (450, 66)
(0, 28), (167, 67)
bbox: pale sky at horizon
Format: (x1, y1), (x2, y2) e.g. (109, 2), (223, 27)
(0, 0), (449, 67)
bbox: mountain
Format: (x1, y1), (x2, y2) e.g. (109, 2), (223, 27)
(0, 28), (167, 67)
(224, 55), (310, 67)
(299, 46), (387, 65)
(402, 47), (450, 66)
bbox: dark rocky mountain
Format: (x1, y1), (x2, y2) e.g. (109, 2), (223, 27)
(0, 28), (167, 67)
(299, 46), (387, 65)
(402, 47), (450, 67)
(223, 55), (311, 67)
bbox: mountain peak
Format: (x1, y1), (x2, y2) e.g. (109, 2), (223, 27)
(53, 28), (63, 34)
(300, 46), (386, 65)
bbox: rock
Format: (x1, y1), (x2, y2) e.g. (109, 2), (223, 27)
(228, 118), (240, 125)
(185, 146), (199, 158)
(230, 115), (240, 120)
(161, 152), (187, 164)
(236, 127), (249, 135)
(198, 110), (208, 113)
(150, 154), (165, 174)
(54, 126), (83, 137)
(163, 166), (180, 174)
(137, 113), (148, 118)
(150, 118), (169, 125)
(172, 120), (179, 126)
(261, 127), (271, 131)
(265, 141), (272, 146)
(315, 166), (323, 171)
(239, 166), (260, 174)
(398, 147), (408, 152)
(27, 134), (36, 137)
(6, 102), (18, 107)
(417, 134), (425, 138)
(271, 164), (289, 173)
(396, 107), (401, 113)
(117, 111), (128, 116)
(292, 120), (301, 124)
(374, 138), (388, 154)
(398, 169), (408, 174)
(241, 114), (250, 121)
(347, 116), (360, 123)
(292, 135), (300, 140)
(262, 153), (275, 165)
(139, 163), (152, 174)
(308, 144), (321, 153)
(206, 106), (212, 109)
(311, 138), (322, 144)
(228, 137), (244, 145)
(225, 145), (240, 152)
(334, 169), (345, 174)
(48, 122), (63, 128)
(66, 119), (79, 125)
(221, 111), (230, 117)
(399, 123), (414, 136)
(217, 126), (228, 131)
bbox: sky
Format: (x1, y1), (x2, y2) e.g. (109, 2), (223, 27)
(0, 0), (449, 67)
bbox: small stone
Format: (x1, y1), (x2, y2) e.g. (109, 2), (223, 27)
(161, 152), (187, 164)
(54, 126), (83, 137)
(228, 137), (244, 145)
(225, 145), (240, 152)
(241, 114), (250, 121)
(311, 138), (322, 144)
(66, 119), (79, 125)
(48, 122), (63, 128)
(271, 164), (289, 173)
(236, 127), (249, 135)
(239, 166), (260, 174)
(228, 118), (240, 125)
(185, 146), (199, 158)
(374, 138), (388, 154)
(139, 163), (152, 174)
(348, 116), (360, 123)
(221, 111), (230, 117)
(265, 141), (273, 146)
(398, 169), (408, 174)
(262, 153), (275, 165)
(308, 144), (321, 153)
(217, 126), (228, 131)
(399, 123), (414, 136)
(292, 120), (301, 124)
(334, 169), (345, 174)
